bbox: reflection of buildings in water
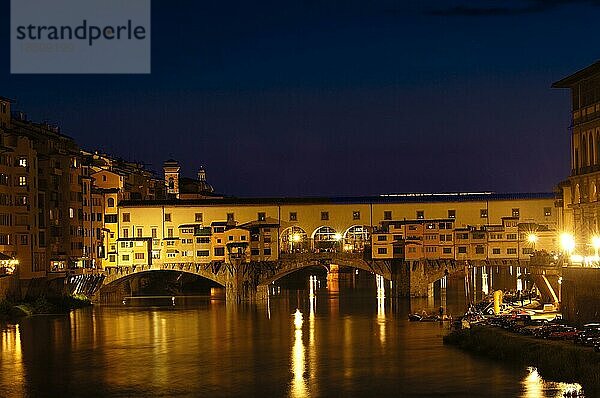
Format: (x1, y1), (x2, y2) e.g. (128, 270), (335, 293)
(0, 324), (23, 397)
(521, 367), (582, 398)
(290, 309), (308, 398)
(481, 267), (489, 296)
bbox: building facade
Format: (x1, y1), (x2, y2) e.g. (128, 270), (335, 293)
(554, 61), (600, 255)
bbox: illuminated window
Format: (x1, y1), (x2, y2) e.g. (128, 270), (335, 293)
(512, 208), (520, 218)
(258, 212), (266, 221)
(195, 212), (203, 222)
(448, 209), (456, 218)
(353, 211), (360, 220)
(69, 208), (74, 218)
(18, 157), (27, 167)
(480, 209), (488, 218)
(18, 176), (27, 186)
(544, 207), (552, 217)
(416, 210), (424, 219)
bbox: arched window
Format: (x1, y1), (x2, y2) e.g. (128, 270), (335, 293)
(312, 226), (340, 252)
(589, 133), (594, 166)
(343, 225), (370, 252)
(168, 177), (175, 190)
(280, 226), (308, 254)
(581, 134), (588, 168)
(591, 182), (597, 202)
(107, 197), (115, 207)
(575, 184), (581, 204)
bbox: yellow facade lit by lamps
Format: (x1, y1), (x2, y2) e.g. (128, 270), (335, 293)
(592, 236), (600, 250)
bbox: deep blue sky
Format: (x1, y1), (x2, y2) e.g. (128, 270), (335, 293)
(1, 0), (598, 197)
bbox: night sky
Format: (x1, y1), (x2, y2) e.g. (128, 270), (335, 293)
(1, 0), (598, 197)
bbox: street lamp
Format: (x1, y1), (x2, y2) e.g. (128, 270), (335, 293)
(560, 233), (575, 266)
(527, 233), (538, 251)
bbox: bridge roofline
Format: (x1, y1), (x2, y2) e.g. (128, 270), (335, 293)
(119, 192), (556, 208)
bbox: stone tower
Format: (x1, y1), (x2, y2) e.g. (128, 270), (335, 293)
(163, 159), (180, 198)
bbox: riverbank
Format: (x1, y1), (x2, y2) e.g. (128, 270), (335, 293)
(0, 295), (91, 322)
(444, 325), (600, 394)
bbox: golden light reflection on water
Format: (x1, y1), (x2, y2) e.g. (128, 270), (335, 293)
(376, 275), (386, 346)
(0, 324), (23, 397)
(290, 309), (308, 398)
(521, 367), (583, 398)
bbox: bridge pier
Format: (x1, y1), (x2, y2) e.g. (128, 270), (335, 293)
(226, 282), (269, 302)
(390, 260), (448, 298)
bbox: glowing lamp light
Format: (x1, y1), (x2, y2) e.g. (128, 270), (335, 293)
(592, 236), (600, 250)
(292, 233), (301, 243)
(527, 234), (538, 244)
(333, 233), (342, 241)
(570, 254), (583, 264)
(560, 233), (575, 253)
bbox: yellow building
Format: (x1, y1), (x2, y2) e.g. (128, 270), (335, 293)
(113, 193), (558, 269)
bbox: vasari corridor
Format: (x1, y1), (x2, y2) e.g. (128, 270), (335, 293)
(2, 1), (600, 397)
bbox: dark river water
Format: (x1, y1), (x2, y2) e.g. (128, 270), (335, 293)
(0, 267), (583, 397)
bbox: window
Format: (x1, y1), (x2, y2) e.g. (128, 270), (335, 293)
(258, 212), (266, 221)
(264, 248), (271, 255)
(122, 213), (130, 222)
(151, 228), (157, 239)
(195, 213), (203, 222)
(122, 255), (130, 261)
(377, 247), (387, 255)
(492, 248), (501, 255)
(475, 246), (485, 254)
(448, 209), (456, 219)
(20, 234), (28, 245)
(107, 198), (115, 207)
(264, 236), (271, 243)
(227, 213), (234, 222)
(197, 250), (210, 257)
(393, 235), (403, 241)
(18, 157), (27, 167)
(522, 248), (534, 255)
(137, 228), (142, 238)
(135, 253), (144, 260)
(507, 233), (517, 240)
(353, 211), (360, 220)
(122, 229), (129, 238)
(544, 207), (552, 217)
(18, 176), (27, 186)
(443, 247), (452, 254)
(321, 211), (329, 221)
(416, 210), (424, 219)
(457, 233), (469, 240)
(109, 255), (116, 262)
(214, 247), (225, 256)
(384, 211), (392, 220)
(458, 246), (467, 254)
(105, 214), (117, 223)
(512, 208), (520, 218)
(289, 212), (297, 221)
(426, 247), (437, 253)
(480, 209), (488, 218)
(426, 223), (435, 229)
(507, 248), (517, 255)
(197, 237), (210, 244)
(0, 234), (9, 245)
(251, 249), (260, 256)
(167, 228), (173, 238)
(377, 235), (387, 241)
(164, 213), (171, 222)
(228, 235), (234, 241)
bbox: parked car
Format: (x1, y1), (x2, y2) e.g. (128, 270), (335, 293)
(548, 327), (579, 340)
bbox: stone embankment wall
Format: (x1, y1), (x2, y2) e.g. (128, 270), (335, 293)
(562, 267), (600, 326)
(0, 275), (19, 300)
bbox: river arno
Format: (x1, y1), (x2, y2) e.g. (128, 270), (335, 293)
(0, 268), (583, 397)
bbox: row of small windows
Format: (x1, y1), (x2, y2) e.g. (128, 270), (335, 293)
(120, 207), (553, 225)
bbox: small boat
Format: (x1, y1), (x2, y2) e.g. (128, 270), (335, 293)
(408, 313), (422, 322)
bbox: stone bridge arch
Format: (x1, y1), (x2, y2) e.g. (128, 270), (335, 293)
(257, 252), (393, 286)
